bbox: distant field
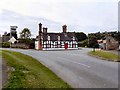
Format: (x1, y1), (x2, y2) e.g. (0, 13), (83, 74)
(88, 50), (120, 62)
(2, 50), (72, 88)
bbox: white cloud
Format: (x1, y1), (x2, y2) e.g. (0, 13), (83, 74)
(0, 10), (63, 37)
(0, 0), (118, 37)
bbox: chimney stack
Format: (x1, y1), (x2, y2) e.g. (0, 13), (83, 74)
(62, 25), (67, 33)
(38, 23), (42, 50)
(43, 27), (47, 33)
(39, 23), (42, 34)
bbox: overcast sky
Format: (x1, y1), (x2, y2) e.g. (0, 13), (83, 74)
(0, 0), (119, 37)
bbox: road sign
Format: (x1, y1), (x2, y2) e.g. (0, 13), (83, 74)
(10, 26), (18, 29)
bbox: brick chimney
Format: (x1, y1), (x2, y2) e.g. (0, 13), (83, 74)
(39, 23), (42, 34)
(62, 25), (67, 33)
(43, 27), (47, 33)
(38, 23), (42, 50)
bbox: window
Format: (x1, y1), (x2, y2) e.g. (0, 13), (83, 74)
(47, 44), (50, 48)
(73, 36), (75, 40)
(48, 35), (50, 41)
(58, 45), (61, 48)
(58, 36), (60, 41)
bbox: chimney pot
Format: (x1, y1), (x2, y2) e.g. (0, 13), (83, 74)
(43, 27), (47, 33)
(39, 23), (42, 33)
(62, 25), (67, 33)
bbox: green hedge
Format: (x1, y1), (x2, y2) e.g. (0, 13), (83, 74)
(1, 42), (10, 48)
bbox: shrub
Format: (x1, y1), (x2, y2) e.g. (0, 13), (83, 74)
(2, 42), (10, 48)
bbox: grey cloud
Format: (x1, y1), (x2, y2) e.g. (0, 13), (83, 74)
(0, 9), (62, 37)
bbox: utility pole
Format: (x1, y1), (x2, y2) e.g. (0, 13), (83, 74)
(88, 35), (89, 47)
(10, 26), (11, 48)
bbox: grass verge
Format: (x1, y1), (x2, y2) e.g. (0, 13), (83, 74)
(2, 50), (72, 88)
(88, 50), (120, 62)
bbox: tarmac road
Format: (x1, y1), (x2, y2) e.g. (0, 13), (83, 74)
(1, 48), (119, 88)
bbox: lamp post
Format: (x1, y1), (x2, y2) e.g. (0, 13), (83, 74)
(88, 35), (89, 47)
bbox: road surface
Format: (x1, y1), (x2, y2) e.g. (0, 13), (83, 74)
(1, 48), (119, 88)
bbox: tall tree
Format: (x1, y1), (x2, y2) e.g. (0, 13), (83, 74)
(75, 32), (88, 42)
(88, 33), (98, 48)
(20, 28), (31, 39)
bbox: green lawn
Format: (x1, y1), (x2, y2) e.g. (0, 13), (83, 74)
(88, 50), (120, 62)
(2, 50), (72, 88)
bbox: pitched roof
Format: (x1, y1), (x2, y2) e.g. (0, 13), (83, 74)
(36, 32), (77, 41)
(42, 32), (77, 41)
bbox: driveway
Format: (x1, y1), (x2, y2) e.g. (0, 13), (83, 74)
(1, 48), (119, 88)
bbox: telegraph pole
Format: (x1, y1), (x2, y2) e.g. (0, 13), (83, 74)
(10, 26), (11, 48)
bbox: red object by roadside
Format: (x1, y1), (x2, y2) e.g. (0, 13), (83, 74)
(64, 43), (68, 49)
(39, 43), (42, 50)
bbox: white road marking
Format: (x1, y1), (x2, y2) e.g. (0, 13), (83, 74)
(57, 57), (91, 68)
(72, 61), (91, 68)
(66, 53), (80, 56)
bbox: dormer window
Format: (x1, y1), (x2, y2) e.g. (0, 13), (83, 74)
(64, 33), (67, 37)
(48, 35), (50, 41)
(58, 36), (60, 41)
(73, 36), (75, 40)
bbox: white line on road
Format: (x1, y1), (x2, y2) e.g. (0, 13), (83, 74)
(71, 61), (91, 68)
(57, 57), (91, 68)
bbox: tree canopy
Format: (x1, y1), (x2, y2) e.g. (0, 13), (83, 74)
(75, 32), (88, 42)
(88, 33), (98, 48)
(20, 28), (31, 39)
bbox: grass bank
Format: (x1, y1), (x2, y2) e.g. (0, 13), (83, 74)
(2, 50), (72, 88)
(88, 50), (120, 62)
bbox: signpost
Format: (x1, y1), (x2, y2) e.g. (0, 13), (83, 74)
(10, 26), (18, 48)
